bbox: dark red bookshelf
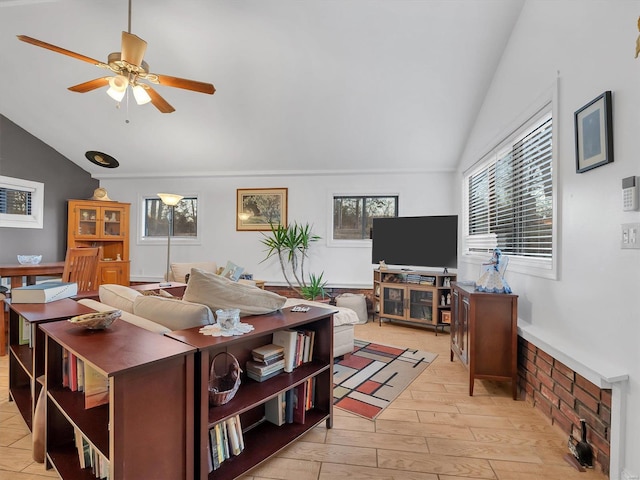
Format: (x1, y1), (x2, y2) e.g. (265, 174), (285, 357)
(167, 305), (335, 480)
(40, 318), (197, 479)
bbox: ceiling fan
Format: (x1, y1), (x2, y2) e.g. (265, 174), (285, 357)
(16, 0), (215, 113)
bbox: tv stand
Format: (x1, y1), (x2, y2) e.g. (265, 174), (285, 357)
(373, 268), (456, 334)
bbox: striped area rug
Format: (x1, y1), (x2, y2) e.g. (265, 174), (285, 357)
(333, 339), (437, 420)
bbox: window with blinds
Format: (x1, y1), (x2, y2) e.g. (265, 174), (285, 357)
(465, 112), (553, 269)
(0, 176), (44, 229)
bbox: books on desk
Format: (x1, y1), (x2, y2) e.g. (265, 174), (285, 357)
(11, 281), (78, 304)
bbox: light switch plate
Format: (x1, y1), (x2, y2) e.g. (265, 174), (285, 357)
(621, 223), (640, 249)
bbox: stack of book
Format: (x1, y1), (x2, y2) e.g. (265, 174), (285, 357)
(246, 344), (285, 382)
(208, 415), (244, 472)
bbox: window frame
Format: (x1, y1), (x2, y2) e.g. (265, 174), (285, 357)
(137, 193), (201, 246)
(0, 175), (44, 229)
(462, 88), (558, 280)
(327, 192), (399, 248)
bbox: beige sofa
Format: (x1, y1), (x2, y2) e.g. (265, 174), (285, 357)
(79, 281), (358, 358)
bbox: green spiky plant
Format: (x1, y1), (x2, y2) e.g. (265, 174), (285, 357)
(260, 222), (322, 297)
(300, 271), (327, 301)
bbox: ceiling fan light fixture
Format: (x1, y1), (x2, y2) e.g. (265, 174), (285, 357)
(132, 84), (151, 105)
(106, 74), (129, 101)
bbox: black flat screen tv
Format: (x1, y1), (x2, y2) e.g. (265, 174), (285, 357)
(371, 215), (458, 270)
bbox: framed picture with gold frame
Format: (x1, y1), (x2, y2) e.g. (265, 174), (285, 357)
(236, 188), (288, 231)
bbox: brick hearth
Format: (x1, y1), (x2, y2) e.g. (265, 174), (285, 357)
(518, 337), (611, 476)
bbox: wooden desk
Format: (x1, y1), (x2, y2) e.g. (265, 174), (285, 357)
(0, 262), (65, 356)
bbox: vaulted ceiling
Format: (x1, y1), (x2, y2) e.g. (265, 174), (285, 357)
(0, 0), (524, 178)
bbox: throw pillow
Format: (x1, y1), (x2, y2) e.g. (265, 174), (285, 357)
(99, 284), (142, 313)
(133, 295), (214, 331)
(183, 268), (286, 316)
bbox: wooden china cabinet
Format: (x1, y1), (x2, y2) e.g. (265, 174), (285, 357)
(67, 199), (130, 286)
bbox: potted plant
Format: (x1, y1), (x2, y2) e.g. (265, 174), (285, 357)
(300, 272), (327, 301)
(260, 222), (322, 297)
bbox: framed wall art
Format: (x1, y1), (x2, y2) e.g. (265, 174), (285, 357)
(236, 188), (288, 231)
(574, 91), (613, 173)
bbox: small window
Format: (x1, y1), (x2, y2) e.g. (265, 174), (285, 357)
(144, 196), (198, 238)
(0, 175), (44, 229)
(333, 195), (398, 240)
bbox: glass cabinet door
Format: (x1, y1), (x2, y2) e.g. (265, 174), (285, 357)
(408, 289), (433, 323)
(103, 208), (123, 237)
(382, 286), (405, 318)
(78, 207), (98, 236)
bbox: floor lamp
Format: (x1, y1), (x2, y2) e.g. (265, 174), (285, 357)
(157, 193), (183, 286)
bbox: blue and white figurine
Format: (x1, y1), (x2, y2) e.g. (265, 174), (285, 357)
(475, 248), (512, 294)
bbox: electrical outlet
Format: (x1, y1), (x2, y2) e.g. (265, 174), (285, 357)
(621, 223), (640, 249)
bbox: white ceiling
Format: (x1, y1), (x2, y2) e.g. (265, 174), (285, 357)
(0, 0), (524, 178)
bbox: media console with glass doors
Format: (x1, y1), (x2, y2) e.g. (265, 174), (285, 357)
(373, 268), (456, 333)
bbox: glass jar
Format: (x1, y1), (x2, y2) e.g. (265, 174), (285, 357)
(215, 308), (240, 331)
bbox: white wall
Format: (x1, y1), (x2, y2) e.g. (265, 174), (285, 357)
(101, 170), (456, 288)
(456, 1), (640, 478)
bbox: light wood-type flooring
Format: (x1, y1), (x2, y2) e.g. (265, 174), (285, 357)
(0, 320), (609, 480)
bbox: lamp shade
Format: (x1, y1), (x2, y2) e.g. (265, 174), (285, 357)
(132, 84), (151, 105)
(158, 193), (183, 206)
(106, 75), (129, 101)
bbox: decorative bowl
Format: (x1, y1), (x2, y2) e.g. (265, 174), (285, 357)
(17, 255), (43, 265)
(68, 310), (122, 330)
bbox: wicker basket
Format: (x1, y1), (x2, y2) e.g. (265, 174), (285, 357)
(208, 352), (241, 406)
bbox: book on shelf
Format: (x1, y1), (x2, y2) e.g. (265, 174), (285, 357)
(246, 368), (284, 383)
(252, 343), (284, 362)
(62, 349), (69, 388)
(272, 329), (298, 373)
(214, 423), (225, 466)
(18, 315), (31, 346)
(264, 392), (286, 426)
(69, 352), (78, 392)
(293, 382), (306, 424)
(77, 358), (85, 392)
(221, 420), (230, 461)
(235, 414), (245, 452)
(10, 281), (78, 304)
(285, 388), (295, 424)
(84, 363), (109, 409)
(225, 416), (241, 456)
(252, 352), (284, 365)
(246, 359), (285, 376)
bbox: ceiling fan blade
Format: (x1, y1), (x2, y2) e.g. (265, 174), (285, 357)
(121, 31), (147, 67)
(153, 74), (215, 95)
(68, 77), (110, 93)
(17, 35), (104, 66)
(145, 85), (176, 113)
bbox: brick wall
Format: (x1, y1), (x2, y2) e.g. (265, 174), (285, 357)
(518, 337), (611, 476)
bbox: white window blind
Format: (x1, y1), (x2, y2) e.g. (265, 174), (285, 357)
(0, 175), (43, 229)
(466, 114), (553, 262)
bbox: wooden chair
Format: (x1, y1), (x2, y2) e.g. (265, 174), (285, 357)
(62, 247), (101, 292)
